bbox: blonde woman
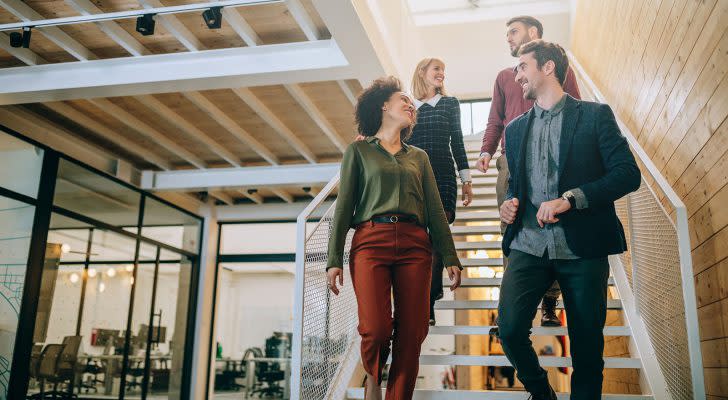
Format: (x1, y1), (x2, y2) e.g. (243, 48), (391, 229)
(408, 57), (472, 325)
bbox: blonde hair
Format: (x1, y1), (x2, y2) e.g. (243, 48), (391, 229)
(411, 57), (448, 100)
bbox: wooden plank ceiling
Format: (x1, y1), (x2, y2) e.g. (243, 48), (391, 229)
(0, 0), (362, 205)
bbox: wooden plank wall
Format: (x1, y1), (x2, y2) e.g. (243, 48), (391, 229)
(571, 0), (728, 397)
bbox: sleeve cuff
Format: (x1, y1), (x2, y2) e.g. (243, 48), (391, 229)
(480, 152), (492, 159)
(571, 188), (589, 209)
(459, 169), (472, 183)
(442, 255), (463, 270)
(326, 255), (344, 270)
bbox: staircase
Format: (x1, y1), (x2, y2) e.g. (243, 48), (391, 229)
(292, 57), (705, 400)
(342, 136), (651, 399)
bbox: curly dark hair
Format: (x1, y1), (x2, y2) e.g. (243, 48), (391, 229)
(355, 76), (415, 141)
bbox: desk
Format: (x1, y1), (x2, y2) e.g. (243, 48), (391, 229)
(245, 357), (291, 399)
(79, 354), (171, 395)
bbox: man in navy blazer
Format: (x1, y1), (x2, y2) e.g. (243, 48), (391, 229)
(497, 40), (640, 399)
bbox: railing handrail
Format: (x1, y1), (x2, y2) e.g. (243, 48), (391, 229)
(291, 171), (341, 400)
(568, 51), (705, 400)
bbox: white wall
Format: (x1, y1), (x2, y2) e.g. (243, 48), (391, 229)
(215, 270), (295, 358)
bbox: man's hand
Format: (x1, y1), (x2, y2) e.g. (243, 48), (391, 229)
(500, 198), (519, 224)
(461, 182), (473, 206)
(446, 266), (461, 291)
(536, 198), (571, 228)
(476, 154), (492, 173)
(327, 268), (344, 295)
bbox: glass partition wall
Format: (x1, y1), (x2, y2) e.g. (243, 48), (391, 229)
(0, 126), (203, 400)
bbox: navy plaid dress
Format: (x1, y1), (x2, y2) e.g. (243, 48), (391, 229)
(407, 95), (469, 221)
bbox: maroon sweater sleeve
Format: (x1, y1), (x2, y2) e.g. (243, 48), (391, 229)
(564, 67), (581, 100)
(481, 72), (506, 155)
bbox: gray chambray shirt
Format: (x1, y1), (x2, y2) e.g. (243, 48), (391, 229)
(510, 94), (580, 260)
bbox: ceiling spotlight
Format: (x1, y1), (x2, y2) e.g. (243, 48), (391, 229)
(9, 26), (32, 48)
(136, 14), (156, 36)
(202, 7), (223, 29)
(302, 187), (311, 193)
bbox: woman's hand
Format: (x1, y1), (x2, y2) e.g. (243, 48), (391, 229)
(327, 268), (344, 295)
(446, 266), (461, 291)
(461, 182), (473, 206)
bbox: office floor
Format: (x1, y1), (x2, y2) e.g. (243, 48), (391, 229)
(214, 392), (284, 399)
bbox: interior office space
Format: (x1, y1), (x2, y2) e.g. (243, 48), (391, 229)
(0, 0), (726, 399)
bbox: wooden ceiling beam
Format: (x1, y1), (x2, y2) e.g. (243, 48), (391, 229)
(43, 101), (172, 170)
(0, 32), (47, 65)
(0, 41), (351, 104)
(284, 84), (346, 153)
(138, 0), (206, 51)
(239, 189), (263, 204)
(209, 190), (234, 205)
(270, 188), (294, 203)
(65, 0), (151, 57)
(0, 0), (97, 61)
(337, 80), (357, 106)
(232, 87), (317, 163)
(183, 91), (279, 165)
(89, 98), (207, 169)
(285, 0), (319, 41)
(136, 95), (242, 168)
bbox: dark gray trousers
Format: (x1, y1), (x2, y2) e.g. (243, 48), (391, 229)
(497, 249), (610, 399)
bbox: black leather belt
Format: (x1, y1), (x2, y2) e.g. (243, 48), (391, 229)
(370, 214), (418, 224)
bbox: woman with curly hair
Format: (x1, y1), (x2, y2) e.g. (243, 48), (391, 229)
(408, 57), (472, 326)
(327, 76), (462, 399)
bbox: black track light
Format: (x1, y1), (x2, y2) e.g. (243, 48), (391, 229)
(9, 26), (32, 48)
(202, 7), (223, 29)
(135, 14), (156, 36)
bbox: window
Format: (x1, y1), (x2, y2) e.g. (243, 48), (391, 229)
(459, 99), (492, 136)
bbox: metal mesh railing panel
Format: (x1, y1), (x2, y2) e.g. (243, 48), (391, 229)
(298, 200), (359, 400)
(624, 178), (693, 400)
(614, 197), (633, 289)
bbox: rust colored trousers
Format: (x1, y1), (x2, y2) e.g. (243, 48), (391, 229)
(350, 219), (432, 400)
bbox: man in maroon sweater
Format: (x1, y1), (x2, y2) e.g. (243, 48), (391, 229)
(476, 16), (581, 327)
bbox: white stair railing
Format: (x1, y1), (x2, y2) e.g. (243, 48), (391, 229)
(569, 52), (705, 400)
(291, 172), (359, 400)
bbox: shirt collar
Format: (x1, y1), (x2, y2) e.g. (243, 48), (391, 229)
(413, 93), (442, 109)
(534, 93), (567, 118)
(366, 135), (410, 153)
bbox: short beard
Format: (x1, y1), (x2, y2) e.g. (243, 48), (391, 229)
(524, 86), (537, 100)
(510, 46), (520, 57)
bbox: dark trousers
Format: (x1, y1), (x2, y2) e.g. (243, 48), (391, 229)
(497, 249), (609, 399)
(496, 154), (560, 298)
(350, 221), (432, 399)
(430, 211), (454, 318)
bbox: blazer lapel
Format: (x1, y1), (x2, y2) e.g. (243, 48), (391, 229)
(516, 109), (535, 199)
(558, 96), (581, 178)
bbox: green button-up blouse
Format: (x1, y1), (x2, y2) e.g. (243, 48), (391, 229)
(327, 136), (461, 270)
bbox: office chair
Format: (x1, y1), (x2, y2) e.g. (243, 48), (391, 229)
(79, 359), (103, 393)
(125, 359), (145, 392)
(29, 336), (81, 400)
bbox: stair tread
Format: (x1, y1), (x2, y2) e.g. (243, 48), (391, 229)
(446, 277), (615, 286)
(454, 241), (502, 250)
(458, 199), (498, 208)
(346, 388), (652, 399)
(377, 355), (639, 368)
(451, 225), (501, 234)
(428, 325), (631, 336)
(458, 257), (504, 266)
(457, 211), (500, 220)
(435, 299), (622, 309)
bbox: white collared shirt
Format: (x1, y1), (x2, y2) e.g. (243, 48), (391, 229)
(413, 93), (443, 110)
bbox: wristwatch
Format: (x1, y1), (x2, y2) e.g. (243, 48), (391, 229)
(562, 191), (576, 209)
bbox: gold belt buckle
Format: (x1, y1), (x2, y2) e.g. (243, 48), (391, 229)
(389, 215), (399, 223)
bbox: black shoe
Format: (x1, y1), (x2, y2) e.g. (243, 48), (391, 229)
(540, 296), (561, 327)
(429, 302), (436, 326)
(528, 384), (557, 400)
